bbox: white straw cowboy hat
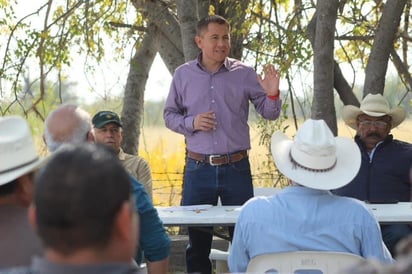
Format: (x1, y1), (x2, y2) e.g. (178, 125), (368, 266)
(342, 93), (406, 130)
(0, 116), (42, 186)
(271, 119), (361, 190)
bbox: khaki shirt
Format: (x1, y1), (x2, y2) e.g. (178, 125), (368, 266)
(118, 148), (153, 200)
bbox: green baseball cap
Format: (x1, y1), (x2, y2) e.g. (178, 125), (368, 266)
(92, 111), (122, 128)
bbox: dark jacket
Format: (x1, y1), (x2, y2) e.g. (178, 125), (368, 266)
(333, 135), (412, 202)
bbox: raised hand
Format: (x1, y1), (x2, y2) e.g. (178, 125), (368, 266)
(257, 64), (280, 96)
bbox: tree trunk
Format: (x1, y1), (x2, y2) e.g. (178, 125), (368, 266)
(311, 0), (339, 135)
(132, 0), (184, 74)
(176, 0), (199, 61)
(157, 31), (185, 75)
(197, 0), (210, 19)
(121, 26), (158, 154)
(215, 0), (248, 59)
(391, 49), (412, 97)
(363, 0), (407, 97)
(307, 12), (360, 117)
(333, 61), (360, 107)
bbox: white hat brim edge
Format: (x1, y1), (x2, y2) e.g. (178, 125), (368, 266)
(342, 105), (406, 130)
(0, 158), (43, 186)
(271, 131), (361, 190)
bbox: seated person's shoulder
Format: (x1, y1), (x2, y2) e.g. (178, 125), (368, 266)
(240, 196), (272, 216)
(335, 195), (365, 207)
(392, 138), (412, 149)
(335, 196), (376, 216)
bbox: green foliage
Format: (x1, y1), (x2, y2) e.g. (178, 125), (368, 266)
(334, 0), (383, 66)
(3, 0), (412, 197)
(1, 0), (134, 115)
(238, 1), (314, 76)
(255, 103), (290, 188)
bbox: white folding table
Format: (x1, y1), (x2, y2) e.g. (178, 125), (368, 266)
(157, 202), (412, 226)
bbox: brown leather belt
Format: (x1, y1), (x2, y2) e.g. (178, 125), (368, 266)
(187, 150), (248, 166)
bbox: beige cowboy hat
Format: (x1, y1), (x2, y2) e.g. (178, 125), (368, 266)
(342, 93), (406, 130)
(271, 119), (361, 190)
(0, 116), (43, 186)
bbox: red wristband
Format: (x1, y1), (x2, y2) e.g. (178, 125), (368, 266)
(267, 92), (280, 100)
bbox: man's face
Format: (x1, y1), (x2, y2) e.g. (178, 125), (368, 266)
(195, 22), (231, 67)
(356, 114), (391, 148)
(94, 123), (122, 152)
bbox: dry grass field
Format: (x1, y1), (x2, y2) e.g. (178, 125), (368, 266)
(31, 118), (412, 206)
(139, 119), (412, 206)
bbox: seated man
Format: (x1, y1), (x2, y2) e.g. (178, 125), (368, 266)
(333, 93), (412, 255)
(0, 144), (140, 273)
(92, 110), (153, 199)
(228, 119), (393, 273)
(0, 116), (43, 267)
(43, 104), (170, 273)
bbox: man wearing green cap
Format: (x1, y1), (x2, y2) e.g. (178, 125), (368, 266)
(44, 105), (170, 274)
(92, 110), (152, 199)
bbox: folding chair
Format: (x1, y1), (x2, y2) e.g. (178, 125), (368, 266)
(246, 251), (365, 274)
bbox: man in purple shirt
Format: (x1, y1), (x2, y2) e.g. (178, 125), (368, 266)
(163, 14), (282, 274)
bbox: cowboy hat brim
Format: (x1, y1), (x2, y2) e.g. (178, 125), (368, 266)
(0, 157), (43, 186)
(271, 131), (361, 190)
(342, 105), (406, 130)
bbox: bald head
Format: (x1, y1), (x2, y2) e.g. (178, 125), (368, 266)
(44, 104), (94, 152)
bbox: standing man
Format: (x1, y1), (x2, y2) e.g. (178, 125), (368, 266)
(0, 144), (140, 274)
(334, 93), (412, 256)
(43, 104), (170, 274)
(0, 116), (43, 267)
(163, 14), (282, 274)
(92, 110), (153, 199)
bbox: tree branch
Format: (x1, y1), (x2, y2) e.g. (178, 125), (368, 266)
(107, 21), (147, 32)
(363, 0), (407, 96)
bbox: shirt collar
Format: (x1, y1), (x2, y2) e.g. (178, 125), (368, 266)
(31, 257), (136, 274)
(355, 134), (393, 152)
(118, 147), (126, 160)
(283, 185), (332, 195)
(196, 53), (230, 72)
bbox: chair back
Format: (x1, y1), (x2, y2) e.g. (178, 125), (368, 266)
(246, 251), (365, 274)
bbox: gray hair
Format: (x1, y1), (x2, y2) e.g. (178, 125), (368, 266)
(44, 104), (93, 152)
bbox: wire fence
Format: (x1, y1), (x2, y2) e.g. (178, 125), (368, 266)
(151, 170), (288, 207)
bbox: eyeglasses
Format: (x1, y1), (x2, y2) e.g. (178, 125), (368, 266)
(358, 120), (388, 129)
(96, 127), (120, 134)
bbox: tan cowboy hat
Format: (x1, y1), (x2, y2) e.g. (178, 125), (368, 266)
(0, 116), (42, 186)
(271, 119), (361, 190)
(342, 93), (406, 130)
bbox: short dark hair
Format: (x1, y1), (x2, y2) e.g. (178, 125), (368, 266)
(0, 179), (18, 197)
(0, 171), (35, 197)
(34, 143), (132, 255)
(196, 14), (230, 36)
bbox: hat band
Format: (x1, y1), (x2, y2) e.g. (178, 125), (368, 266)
(289, 152), (336, 173)
(0, 157), (39, 175)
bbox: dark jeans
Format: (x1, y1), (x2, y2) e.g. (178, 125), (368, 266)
(381, 224), (412, 256)
(182, 157), (254, 274)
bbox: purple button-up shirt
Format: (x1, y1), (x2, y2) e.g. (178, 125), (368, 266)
(163, 56), (282, 154)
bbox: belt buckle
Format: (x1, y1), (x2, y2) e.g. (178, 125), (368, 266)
(208, 154), (221, 166)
